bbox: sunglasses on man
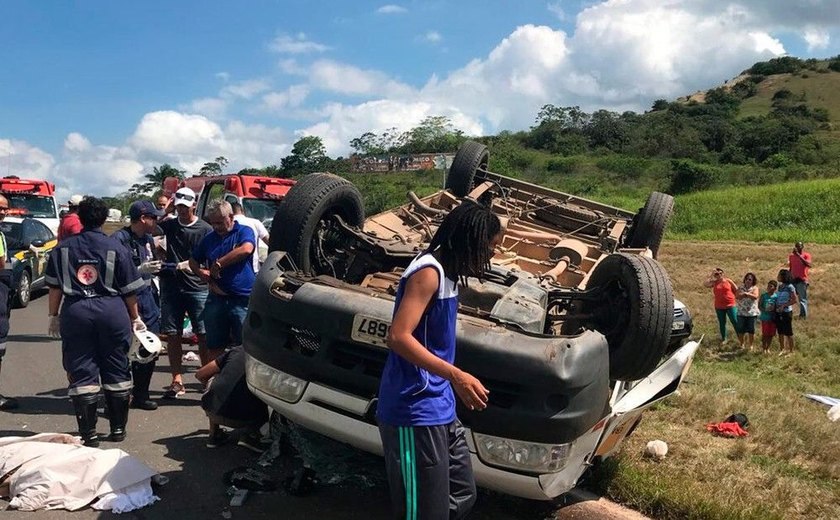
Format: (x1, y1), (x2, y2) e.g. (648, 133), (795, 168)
(175, 193), (195, 202)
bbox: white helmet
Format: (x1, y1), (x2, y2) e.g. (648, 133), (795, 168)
(129, 329), (162, 364)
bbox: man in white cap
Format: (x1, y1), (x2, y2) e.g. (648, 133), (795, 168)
(158, 187), (212, 398)
(58, 194), (84, 241)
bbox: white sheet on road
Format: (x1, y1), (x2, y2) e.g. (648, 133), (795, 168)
(0, 433), (159, 512)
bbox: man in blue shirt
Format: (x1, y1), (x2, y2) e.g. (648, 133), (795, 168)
(190, 200), (255, 361)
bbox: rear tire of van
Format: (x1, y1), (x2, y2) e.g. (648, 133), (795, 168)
(446, 141), (489, 197)
(625, 192), (674, 258)
(269, 173), (365, 276)
(584, 253), (674, 381)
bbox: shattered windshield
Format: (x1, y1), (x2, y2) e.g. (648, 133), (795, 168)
(243, 199), (282, 229)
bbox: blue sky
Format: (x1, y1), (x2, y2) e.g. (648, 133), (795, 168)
(2, 0), (839, 199)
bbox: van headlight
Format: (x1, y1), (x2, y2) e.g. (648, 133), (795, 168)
(245, 355), (307, 403)
(474, 433), (571, 474)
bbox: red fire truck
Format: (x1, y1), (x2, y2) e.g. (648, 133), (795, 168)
(0, 176), (61, 234)
(162, 174), (295, 228)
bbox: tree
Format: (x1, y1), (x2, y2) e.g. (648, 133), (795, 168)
(128, 163), (185, 196)
(397, 116), (465, 153)
(199, 156), (229, 176)
(280, 136), (328, 176)
(349, 132), (385, 155)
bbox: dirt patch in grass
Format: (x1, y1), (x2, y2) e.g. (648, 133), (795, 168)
(597, 240), (839, 520)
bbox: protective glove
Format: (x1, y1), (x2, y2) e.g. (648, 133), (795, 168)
(132, 317), (147, 333)
(175, 260), (191, 271)
(48, 315), (61, 339)
(138, 260), (163, 275)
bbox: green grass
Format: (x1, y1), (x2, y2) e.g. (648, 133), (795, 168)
(592, 241), (840, 520)
(738, 70), (840, 125)
(668, 178), (840, 243)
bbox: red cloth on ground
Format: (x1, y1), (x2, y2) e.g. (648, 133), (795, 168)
(705, 422), (749, 437)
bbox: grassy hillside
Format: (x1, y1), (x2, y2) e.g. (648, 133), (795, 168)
(669, 178), (840, 243)
(739, 70), (840, 124)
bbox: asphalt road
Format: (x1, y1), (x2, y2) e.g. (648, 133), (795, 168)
(0, 291), (647, 520)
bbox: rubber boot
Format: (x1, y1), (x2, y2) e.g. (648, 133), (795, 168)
(71, 393), (100, 448)
(130, 360), (158, 410)
(104, 389), (131, 442)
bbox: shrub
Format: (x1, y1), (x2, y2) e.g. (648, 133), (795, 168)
(748, 57), (804, 75)
(667, 159), (722, 194)
(828, 60), (840, 73)
(596, 155), (651, 180)
(763, 153), (793, 169)
(772, 89), (793, 101)
(546, 156), (581, 174)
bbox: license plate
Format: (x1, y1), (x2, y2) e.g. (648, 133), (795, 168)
(351, 314), (391, 348)
(672, 321), (685, 330)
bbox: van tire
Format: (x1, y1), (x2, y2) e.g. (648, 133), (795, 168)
(446, 141), (489, 197)
(625, 192), (674, 258)
(269, 173), (365, 275)
(585, 253), (674, 381)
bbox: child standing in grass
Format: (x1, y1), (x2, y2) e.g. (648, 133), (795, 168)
(773, 269), (799, 356)
(758, 280), (778, 354)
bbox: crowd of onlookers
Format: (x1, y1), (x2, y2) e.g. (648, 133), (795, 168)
(704, 242), (812, 355)
(0, 189), (272, 453)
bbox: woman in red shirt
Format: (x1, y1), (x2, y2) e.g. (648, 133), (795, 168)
(703, 267), (739, 344)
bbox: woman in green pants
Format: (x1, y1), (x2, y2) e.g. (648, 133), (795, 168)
(704, 267), (739, 344)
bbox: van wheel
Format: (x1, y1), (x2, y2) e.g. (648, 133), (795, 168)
(269, 173), (364, 277)
(584, 253), (674, 381)
(446, 141), (489, 197)
(625, 192), (674, 258)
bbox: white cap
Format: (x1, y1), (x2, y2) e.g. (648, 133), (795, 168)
(68, 194), (83, 206)
(174, 187), (197, 207)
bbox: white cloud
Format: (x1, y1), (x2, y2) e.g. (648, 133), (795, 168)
(215, 71), (231, 82)
(64, 132), (91, 152)
(185, 97), (228, 118)
(0, 138), (55, 181)
(308, 59), (414, 97)
(278, 58), (307, 75)
(269, 33), (329, 54)
(221, 79), (271, 99)
(262, 84), (310, 111)
(54, 137), (145, 198)
(377, 5), (407, 14)
(803, 27), (830, 51)
(422, 31), (443, 44)
(130, 111), (225, 157)
(547, 2), (566, 21)
(128, 112), (292, 178)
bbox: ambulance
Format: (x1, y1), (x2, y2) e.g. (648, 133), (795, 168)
(0, 176), (61, 234)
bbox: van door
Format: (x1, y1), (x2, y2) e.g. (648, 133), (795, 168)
(197, 181), (226, 221)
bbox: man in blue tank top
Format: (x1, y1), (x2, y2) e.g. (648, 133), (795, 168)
(378, 201), (503, 520)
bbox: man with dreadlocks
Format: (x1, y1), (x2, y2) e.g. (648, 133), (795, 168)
(377, 200), (503, 520)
